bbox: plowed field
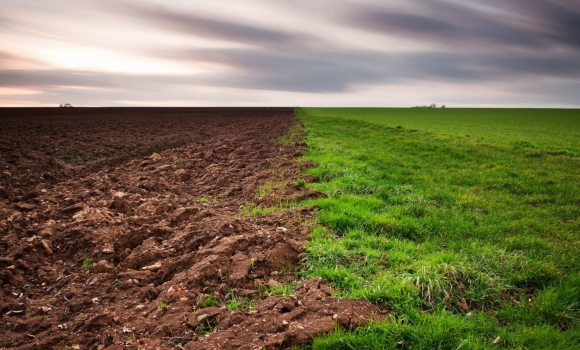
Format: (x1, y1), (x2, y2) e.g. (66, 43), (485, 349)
(0, 108), (382, 350)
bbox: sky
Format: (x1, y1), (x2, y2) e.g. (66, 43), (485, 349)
(1, 0), (579, 107)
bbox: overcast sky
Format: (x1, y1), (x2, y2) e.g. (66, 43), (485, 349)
(1, 0), (579, 107)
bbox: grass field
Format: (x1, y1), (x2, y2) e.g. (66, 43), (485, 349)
(296, 108), (580, 349)
(302, 108), (580, 155)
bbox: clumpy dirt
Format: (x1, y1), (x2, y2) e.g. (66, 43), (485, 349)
(0, 108), (285, 194)
(0, 108), (384, 349)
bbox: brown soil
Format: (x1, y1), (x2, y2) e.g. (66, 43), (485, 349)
(0, 108), (384, 350)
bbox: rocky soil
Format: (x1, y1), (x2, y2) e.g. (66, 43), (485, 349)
(0, 108), (384, 349)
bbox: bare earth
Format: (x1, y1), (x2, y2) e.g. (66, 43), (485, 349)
(0, 108), (383, 350)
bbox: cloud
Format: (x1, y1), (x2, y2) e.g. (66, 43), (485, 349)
(1, 0), (579, 106)
(153, 48), (377, 92)
(149, 43), (580, 92)
(105, 0), (317, 49)
(0, 69), (190, 90)
(0, 50), (50, 69)
(496, 0), (580, 48)
(3, 66), (579, 107)
(3, 44), (578, 97)
(342, 0), (580, 50)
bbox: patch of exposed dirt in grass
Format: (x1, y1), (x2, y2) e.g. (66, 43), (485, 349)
(0, 108), (383, 350)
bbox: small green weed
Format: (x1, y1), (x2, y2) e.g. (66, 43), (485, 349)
(295, 178), (306, 189)
(226, 299), (243, 311)
(246, 301), (257, 311)
(82, 257), (93, 270)
(199, 295), (220, 308)
(241, 200), (298, 218)
(197, 316), (220, 335)
(267, 282), (296, 298)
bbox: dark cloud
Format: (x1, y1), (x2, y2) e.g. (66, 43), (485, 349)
(493, 0), (580, 48)
(2, 43), (578, 96)
(106, 1), (315, 49)
(0, 69), (193, 90)
(150, 42), (580, 92)
(162, 49), (381, 92)
(343, 0), (580, 50)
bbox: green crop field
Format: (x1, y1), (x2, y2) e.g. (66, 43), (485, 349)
(295, 108), (580, 349)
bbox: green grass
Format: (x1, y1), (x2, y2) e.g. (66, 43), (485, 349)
(302, 108), (580, 155)
(241, 201), (295, 218)
(296, 107), (580, 349)
(226, 299), (244, 311)
(267, 282), (297, 298)
(199, 295), (220, 308)
(81, 257), (93, 270)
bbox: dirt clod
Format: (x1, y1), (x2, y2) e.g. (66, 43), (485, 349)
(186, 278), (384, 350)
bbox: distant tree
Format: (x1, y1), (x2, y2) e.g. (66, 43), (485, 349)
(441, 105), (446, 108)
(429, 103), (436, 108)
